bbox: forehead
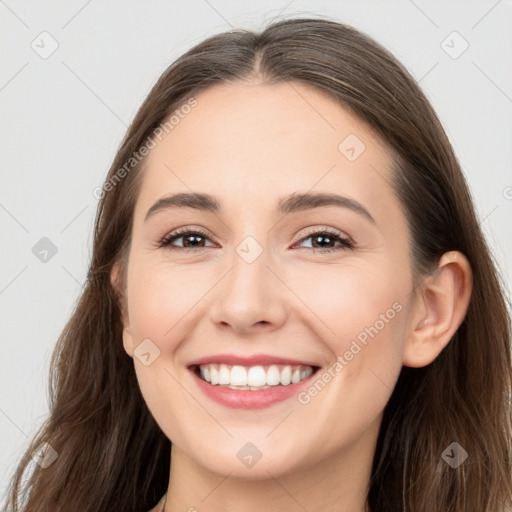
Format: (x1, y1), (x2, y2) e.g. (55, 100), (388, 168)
(135, 81), (397, 221)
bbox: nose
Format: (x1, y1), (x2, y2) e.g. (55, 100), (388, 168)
(209, 245), (287, 335)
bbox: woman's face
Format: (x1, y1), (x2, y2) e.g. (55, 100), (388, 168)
(116, 81), (418, 479)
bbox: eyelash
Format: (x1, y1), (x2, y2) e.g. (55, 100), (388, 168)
(159, 226), (355, 253)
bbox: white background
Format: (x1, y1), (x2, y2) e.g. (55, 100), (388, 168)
(1, 0), (511, 502)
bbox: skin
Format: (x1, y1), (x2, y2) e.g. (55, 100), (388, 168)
(111, 81), (472, 512)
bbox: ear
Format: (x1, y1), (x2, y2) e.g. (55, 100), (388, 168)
(110, 262), (134, 358)
(403, 251), (473, 368)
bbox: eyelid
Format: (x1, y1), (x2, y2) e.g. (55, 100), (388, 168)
(293, 225), (354, 246)
(159, 225), (217, 248)
(159, 224), (355, 252)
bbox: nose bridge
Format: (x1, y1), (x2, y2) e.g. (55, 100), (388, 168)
(232, 235), (268, 290)
(226, 233), (273, 306)
(209, 232), (286, 332)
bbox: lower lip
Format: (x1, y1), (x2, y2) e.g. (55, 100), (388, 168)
(189, 367), (317, 409)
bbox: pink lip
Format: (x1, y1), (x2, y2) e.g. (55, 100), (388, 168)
(188, 353), (318, 367)
(187, 356), (319, 409)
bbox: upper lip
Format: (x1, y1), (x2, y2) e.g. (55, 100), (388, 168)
(188, 353), (319, 368)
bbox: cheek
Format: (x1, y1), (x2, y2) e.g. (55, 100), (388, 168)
(284, 260), (408, 417)
(283, 260), (407, 355)
(287, 263), (408, 434)
(125, 259), (208, 437)
(126, 258), (208, 342)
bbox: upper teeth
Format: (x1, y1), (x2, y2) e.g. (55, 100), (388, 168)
(199, 364), (314, 388)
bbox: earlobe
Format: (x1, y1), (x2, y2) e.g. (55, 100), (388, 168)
(403, 251), (473, 368)
(110, 263), (134, 359)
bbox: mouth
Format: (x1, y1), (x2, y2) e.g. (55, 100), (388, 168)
(190, 363), (318, 390)
(186, 355), (321, 409)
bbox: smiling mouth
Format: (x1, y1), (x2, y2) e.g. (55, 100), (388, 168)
(190, 363), (320, 391)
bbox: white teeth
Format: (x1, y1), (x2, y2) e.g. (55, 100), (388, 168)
(196, 363), (315, 388)
(280, 365), (292, 385)
(247, 366), (267, 387)
(301, 367), (313, 380)
(230, 365), (247, 386)
(218, 364), (230, 385)
(225, 384), (271, 390)
(266, 365), (281, 386)
(291, 368), (301, 384)
(210, 365), (219, 385)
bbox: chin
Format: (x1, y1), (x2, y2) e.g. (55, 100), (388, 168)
(188, 442), (310, 481)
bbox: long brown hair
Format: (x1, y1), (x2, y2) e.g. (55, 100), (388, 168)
(4, 15), (511, 512)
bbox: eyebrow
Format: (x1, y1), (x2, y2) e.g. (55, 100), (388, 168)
(144, 191), (376, 224)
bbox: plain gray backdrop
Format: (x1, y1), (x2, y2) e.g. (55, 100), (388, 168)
(1, 0), (511, 501)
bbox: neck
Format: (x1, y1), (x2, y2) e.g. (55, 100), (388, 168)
(164, 420), (379, 512)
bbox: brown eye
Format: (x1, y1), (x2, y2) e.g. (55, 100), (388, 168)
(160, 228), (215, 250)
(294, 229), (354, 253)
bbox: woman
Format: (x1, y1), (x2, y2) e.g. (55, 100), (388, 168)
(4, 16), (511, 512)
